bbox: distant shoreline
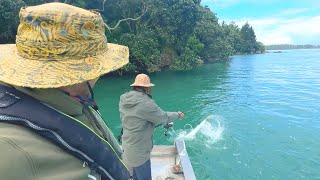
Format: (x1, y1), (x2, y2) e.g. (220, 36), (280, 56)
(265, 44), (320, 50)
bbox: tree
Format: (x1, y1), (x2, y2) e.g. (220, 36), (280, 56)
(240, 22), (258, 53)
(0, 0), (26, 43)
(222, 21), (242, 54)
(118, 26), (162, 73)
(171, 34), (204, 70)
(195, 7), (232, 62)
(0, 0), (264, 74)
(256, 42), (265, 53)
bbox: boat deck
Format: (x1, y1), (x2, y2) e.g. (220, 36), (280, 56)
(151, 145), (184, 180)
(151, 140), (196, 180)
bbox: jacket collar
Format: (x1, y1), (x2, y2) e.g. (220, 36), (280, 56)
(0, 81), (83, 116)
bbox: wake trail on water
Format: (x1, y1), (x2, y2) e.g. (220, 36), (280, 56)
(173, 115), (225, 147)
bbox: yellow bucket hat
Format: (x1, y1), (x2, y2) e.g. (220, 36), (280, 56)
(0, 2), (129, 88)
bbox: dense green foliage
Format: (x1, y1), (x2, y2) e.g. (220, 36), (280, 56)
(0, 0), (26, 43)
(0, 0), (264, 74)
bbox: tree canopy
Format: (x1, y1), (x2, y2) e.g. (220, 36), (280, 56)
(0, 0), (265, 74)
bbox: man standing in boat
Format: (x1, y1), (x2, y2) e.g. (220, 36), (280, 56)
(119, 74), (185, 179)
(0, 3), (130, 180)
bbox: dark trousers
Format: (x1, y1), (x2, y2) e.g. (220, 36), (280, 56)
(132, 159), (151, 180)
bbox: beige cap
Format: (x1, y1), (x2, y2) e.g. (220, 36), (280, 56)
(130, 74), (155, 87)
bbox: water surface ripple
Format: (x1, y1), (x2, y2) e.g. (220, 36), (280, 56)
(95, 49), (320, 179)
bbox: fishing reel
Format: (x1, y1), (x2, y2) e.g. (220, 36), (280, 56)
(163, 122), (174, 136)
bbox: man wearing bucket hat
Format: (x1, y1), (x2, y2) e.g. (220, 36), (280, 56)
(0, 2), (131, 180)
(119, 74), (185, 179)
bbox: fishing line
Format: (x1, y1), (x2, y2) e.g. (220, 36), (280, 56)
(184, 124), (193, 130)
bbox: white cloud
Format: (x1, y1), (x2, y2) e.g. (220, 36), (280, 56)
(202, 0), (279, 8)
(201, 1), (320, 45)
(278, 8), (310, 16)
(224, 15), (320, 45)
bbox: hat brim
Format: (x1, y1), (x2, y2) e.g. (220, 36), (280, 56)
(0, 43), (129, 88)
(130, 83), (155, 87)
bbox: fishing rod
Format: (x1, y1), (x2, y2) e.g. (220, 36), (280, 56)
(155, 121), (174, 136)
(118, 118), (176, 143)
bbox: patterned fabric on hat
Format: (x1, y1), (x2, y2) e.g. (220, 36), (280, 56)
(0, 2), (129, 88)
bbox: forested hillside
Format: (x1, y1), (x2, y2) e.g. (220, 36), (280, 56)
(0, 0), (265, 74)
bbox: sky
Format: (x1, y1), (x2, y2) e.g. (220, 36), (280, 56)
(201, 0), (320, 45)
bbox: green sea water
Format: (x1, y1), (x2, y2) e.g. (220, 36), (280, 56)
(94, 49), (320, 179)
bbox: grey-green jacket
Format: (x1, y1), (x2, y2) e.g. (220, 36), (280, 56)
(119, 91), (179, 168)
(0, 82), (123, 180)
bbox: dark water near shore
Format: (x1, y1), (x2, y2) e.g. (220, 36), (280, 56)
(95, 49), (320, 179)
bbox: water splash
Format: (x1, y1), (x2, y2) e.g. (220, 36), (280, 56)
(174, 115), (225, 146)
